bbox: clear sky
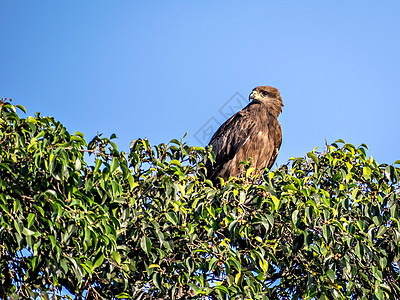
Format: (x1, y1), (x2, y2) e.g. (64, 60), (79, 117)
(1, 1), (399, 167)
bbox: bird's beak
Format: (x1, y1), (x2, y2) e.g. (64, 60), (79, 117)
(249, 91), (256, 101)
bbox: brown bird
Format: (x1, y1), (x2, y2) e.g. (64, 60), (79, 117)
(206, 86), (283, 183)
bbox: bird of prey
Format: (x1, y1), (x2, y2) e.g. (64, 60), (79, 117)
(206, 86), (283, 183)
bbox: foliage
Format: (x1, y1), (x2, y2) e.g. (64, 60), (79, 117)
(1, 99), (400, 299)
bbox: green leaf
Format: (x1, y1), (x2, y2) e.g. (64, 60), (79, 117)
(351, 187), (359, 200)
(283, 184), (297, 192)
(165, 211), (178, 226)
(292, 210), (299, 225)
(229, 220), (238, 236)
(170, 159), (181, 167)
(214, 285), (229, 294)
(235, 272), (243, 285)
(112, 251), (121, 265)
(186, 256), (194, 274)
(265, 214), (274, 227)
(116, 292), (130, 299)
(209, 257), (219, 270)
(64, 255), (83, 283)
(375, 287), (384, 300)
(33, 205), (45, 217)
(355, 242), (364, 261)
(94, 159), (102, 174)
(127, 173), (136, 191)
(16, 104), (27, 113)
(93, 253), (105, 269)
(49, 235), (57, 250)
(246, 167), (256, 178)
(323, 225), (331, 242)
(307, 151), (319, 164)
(377, 226), (387, 237)
(379, 257), (387, 269)
(327, 269), (335, 281)
(110, 157), (119, 173)
(22, 227), (35, 236)
(62, 224), (77, 243)
(385, 165), (395, 182)
(363, 166), (371, 179)
(0, 163), (11, 172)
(332, 172), (342, 182)
(228, 257), (241, 272)
(271, 196), (281, 210)
(141, 235), (152, 254)
(372, 216), (381, 226)
(153, 272), (162, 291)
(148, 264), (160, 269)
(111, 180), (120, 196)
(27, 213), (35, 228)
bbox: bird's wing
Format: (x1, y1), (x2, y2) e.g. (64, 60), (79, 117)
(208, 104), (260, 167)
(265, 115), (282, 169)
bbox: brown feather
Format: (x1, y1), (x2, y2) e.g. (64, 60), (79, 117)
(206, 86), (283, 182)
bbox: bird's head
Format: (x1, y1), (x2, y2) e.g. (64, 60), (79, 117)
(249, 86), (283, 115)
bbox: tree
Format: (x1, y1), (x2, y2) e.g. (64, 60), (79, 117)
(1, 99), (400, 299)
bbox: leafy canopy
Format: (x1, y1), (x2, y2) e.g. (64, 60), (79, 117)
(1, 99), (400, 300)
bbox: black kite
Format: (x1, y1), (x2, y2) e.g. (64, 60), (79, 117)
(206, 86), (283, 182)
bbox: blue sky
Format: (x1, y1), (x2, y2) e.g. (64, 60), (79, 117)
(1, 1), (399, 167)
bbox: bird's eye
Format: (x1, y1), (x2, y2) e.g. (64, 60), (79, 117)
(262, 91), (270, 97)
